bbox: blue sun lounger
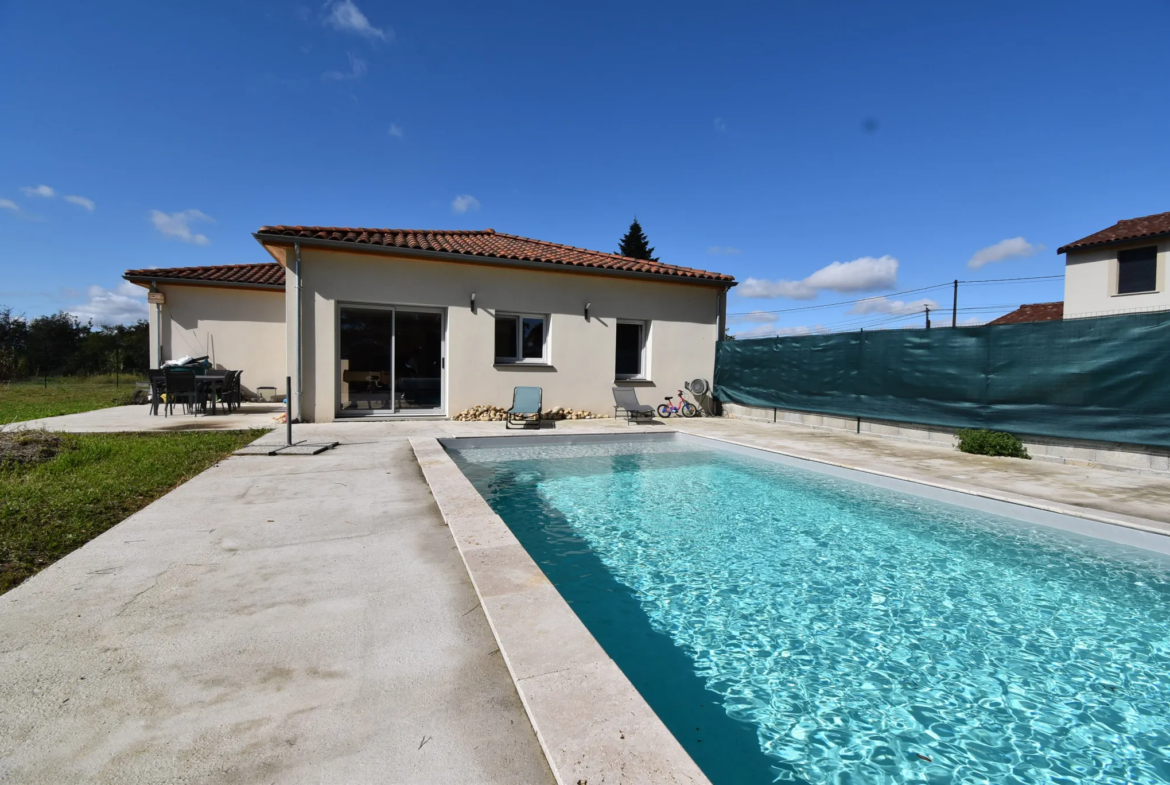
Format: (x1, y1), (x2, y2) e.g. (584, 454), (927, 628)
(506, 386), (543, 429)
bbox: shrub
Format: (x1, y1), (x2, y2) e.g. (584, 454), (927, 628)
(955, 429), (1030, 459)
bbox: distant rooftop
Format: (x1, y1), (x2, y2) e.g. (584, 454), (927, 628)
(988, 301), (1064, 326)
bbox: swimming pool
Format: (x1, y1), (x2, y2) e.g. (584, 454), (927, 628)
(447, 434), (1170, 785)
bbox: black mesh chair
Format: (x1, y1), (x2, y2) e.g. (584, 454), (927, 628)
(219, 370), (241, 413)
(163, 368), (201, 416)
(147, 369), (167, 416)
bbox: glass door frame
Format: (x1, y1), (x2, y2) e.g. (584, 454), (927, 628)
(336, 301), (447, 418)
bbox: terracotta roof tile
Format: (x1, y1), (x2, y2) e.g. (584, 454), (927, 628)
(1058, 211), (1170, 254)
(123, 263), (284, 288)
(255, 226), (736, 284)
(988, 301), (1064, 325)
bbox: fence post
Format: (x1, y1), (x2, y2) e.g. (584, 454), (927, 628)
(286, 375), (293, 446)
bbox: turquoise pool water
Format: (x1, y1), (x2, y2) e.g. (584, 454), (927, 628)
(450, 438), (1170, 785)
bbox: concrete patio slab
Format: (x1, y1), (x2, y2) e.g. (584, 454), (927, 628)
(2, 402), (284, 433)
(0, 435), (552, 784)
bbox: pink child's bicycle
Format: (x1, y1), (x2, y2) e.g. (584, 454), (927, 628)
(657, 389), (699, 418)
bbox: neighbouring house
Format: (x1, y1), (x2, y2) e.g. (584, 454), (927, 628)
(1059, 210), (1169, 318)
(124, 226), (736, 422)
(988, 301), (1064, 326)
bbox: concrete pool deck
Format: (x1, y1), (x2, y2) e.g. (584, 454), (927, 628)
(3, 412), (1169, 782)
(1, 402), (286, 432)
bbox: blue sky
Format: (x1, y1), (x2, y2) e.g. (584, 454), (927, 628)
(2, 1), (1168, 334)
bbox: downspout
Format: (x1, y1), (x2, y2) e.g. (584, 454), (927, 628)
(152, 279), (162, 367)
(294, 242), (303, 423)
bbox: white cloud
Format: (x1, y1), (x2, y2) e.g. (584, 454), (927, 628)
(738, 278), (817, 300)
(733, 323), (782, 339)
(67, 282), (148, 325)
(714, 118), (727, 132)
(451, 194), (480, 214)
(0, 199), (18, 211)
(389, 123), (403, 138)
(64, 194), (95, 211)
(323, 53), (367, 81)
(21, 184), (55, 198)
(150, 209), (213, 245)
(706, 246), (741, 255)
(325, 0), (389, 41)
(739, 255), (899, 300)
(729, 311), (778, 324)
(967, 237), (1045, 270)
(847, 296), (939, 315)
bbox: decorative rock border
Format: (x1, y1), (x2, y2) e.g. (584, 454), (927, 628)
(410, 437), (710, 785)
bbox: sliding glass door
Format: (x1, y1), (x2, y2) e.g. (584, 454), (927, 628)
(339, 305), (444, 416)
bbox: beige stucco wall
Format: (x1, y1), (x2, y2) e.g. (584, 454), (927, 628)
(154, 284), (286, 395)
(1064, 239), (1169, 318)
(289, 247), (724, 422)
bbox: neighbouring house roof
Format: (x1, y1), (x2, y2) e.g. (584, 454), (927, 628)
(123, 262), (285, 289)
(254, 226), (736, 285)
(1057, 211), (1170, 254)
(988, 301), (1064, 325)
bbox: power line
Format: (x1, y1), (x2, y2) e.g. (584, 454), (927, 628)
(957, 274), (1063, 284)
(728, 273), (1063, 318)
(727, 282), (952, 317)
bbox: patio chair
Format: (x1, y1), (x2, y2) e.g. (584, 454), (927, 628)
(147, 369), (166, 416)
(506, 386), (542, 429)
(221, 370), (242, 413)
(613, 386), (655, 424)
(163, 368), (201, 416)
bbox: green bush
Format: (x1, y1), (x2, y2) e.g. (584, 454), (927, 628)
(955, 429), (1030, 459)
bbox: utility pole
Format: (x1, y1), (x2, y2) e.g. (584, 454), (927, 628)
(952, 279), (958, 328)
(925, 305), (931, 330)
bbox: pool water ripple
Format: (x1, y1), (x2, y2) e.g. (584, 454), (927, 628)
(452, 440), (1170, 784)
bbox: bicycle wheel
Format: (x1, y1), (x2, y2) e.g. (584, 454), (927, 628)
(681, 402), (699, 418)
(657, 404), (673, 418)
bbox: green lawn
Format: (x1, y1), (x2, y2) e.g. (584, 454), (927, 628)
(0, 375), (145, 424)
(0, 429), (266, 593)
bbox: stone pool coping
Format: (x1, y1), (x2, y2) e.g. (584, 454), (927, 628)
(410, 437), (711, 785)
(682, 430), (1170, 540)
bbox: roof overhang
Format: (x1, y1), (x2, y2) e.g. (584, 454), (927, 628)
(254, 232), (737, 289)
(1057, 231), (1170, 255)
(122, 273), (284, 293)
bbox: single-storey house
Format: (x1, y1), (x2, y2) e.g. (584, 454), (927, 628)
(124, 226), (736, 422)
(1059, 210), (1169, 318)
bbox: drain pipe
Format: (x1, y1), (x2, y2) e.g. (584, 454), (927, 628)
(293, 243), (303, 423)
(152, 279), (162, 367)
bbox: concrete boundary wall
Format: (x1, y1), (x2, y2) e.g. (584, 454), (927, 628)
(722, 402), (1170, 476)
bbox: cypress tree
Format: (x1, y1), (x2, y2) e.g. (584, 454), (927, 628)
(617, 218), (658, 261)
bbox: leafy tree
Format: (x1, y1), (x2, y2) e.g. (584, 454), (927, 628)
(0, 307), (148, 379)
(617, 217), (658, 262)
(0, 307), (29, 380)
(26, 312), (87, 376)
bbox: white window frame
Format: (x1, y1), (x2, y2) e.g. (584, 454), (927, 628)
(494, 312), (550, 364)
(615, 319), (649, 381)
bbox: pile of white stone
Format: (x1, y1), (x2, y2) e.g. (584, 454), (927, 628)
(452, 405), (607, 422)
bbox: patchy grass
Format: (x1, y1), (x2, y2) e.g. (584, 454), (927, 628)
(0, 376), (147, 425)
(0, 429), (265, 593)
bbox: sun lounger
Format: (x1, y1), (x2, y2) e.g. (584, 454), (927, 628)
(506, 386), (543, 429)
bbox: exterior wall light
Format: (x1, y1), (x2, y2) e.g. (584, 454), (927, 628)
(585, 302), (591, 321)
(471, 292), (477, 314)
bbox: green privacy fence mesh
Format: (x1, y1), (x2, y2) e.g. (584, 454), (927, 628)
(714, 310), (1170, 448)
